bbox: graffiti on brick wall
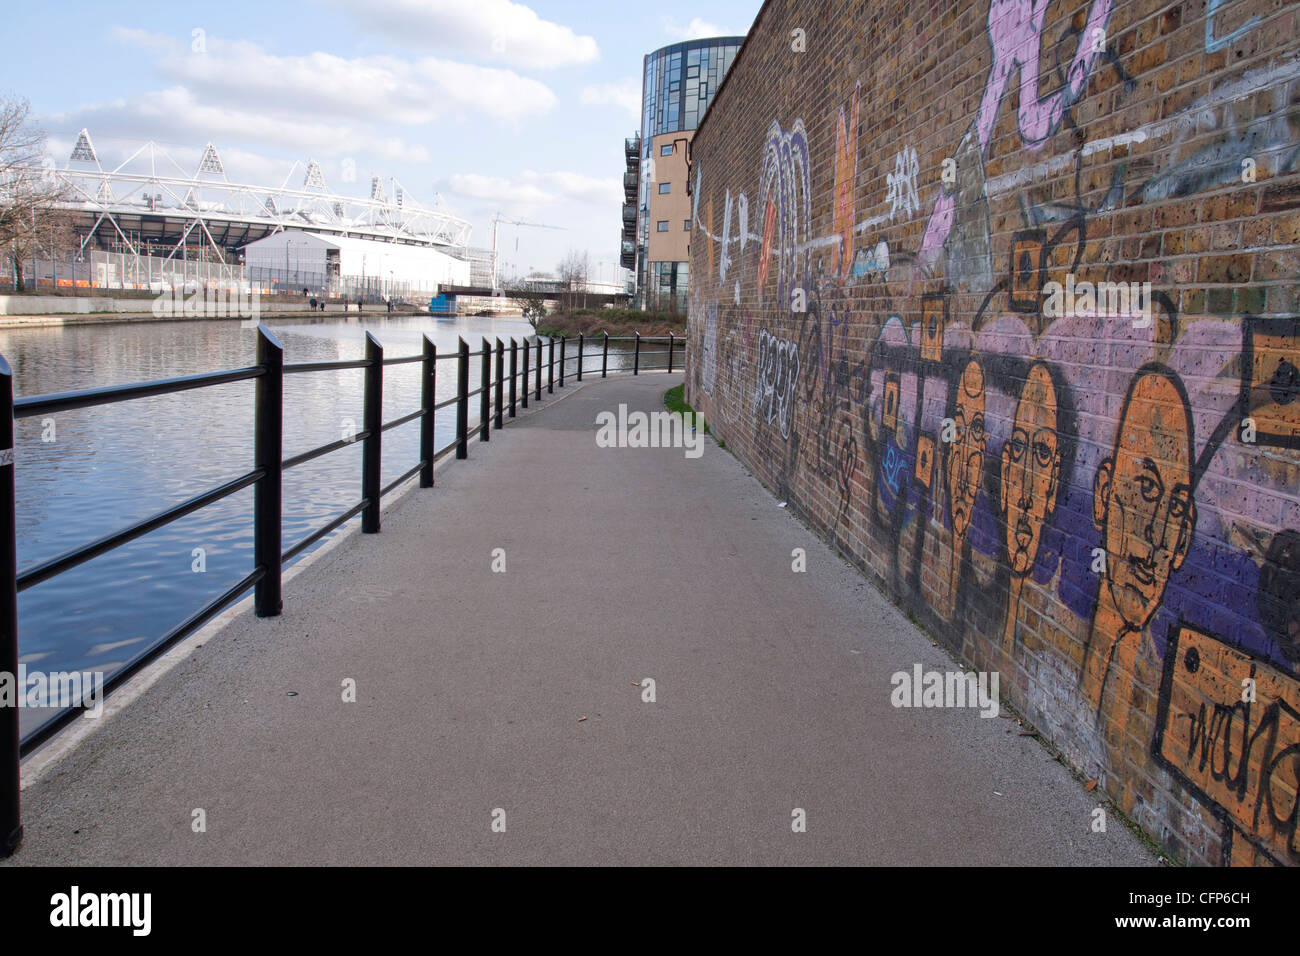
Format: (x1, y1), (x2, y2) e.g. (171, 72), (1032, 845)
(686, 0), (1300, 863)
(886, 146), (920, 222)
(758, 120), (812, 309)
(754, 328), (799, 439)
(919, 0), (1118, 289)
(1080, 366), (1198, 744)
(1154, 624), (1299, 865)
(701, 304), (718, 396)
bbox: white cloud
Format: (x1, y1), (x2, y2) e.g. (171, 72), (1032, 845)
(445, 169), (619, 209)
(320, 0), (599, 70)
(45, 86), (430, 165)
(664, 17), (731, 40)
(111, 29), (557, 125)
(579, 79), (641, 118)
(448, 173), (552, 206)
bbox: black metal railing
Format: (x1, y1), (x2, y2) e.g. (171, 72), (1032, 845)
(0, 326), (682, 856)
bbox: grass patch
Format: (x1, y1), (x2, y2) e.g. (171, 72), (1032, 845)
(664, 384), (718, 443)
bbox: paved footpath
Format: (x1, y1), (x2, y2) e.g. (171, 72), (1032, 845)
(6, 373), (1154, 865)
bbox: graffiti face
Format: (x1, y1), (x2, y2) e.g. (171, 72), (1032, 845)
(1001, 363), (1060, 575)
(1093, 370), (1196, 630)
(947, 359), (986, 542)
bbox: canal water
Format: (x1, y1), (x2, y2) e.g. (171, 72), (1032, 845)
(2, 314), (643, 737)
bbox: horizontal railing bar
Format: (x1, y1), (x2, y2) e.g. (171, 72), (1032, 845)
(283, 359), (369, 375)
(15, 366), (264, 419)
(282, 432), (369, 471)
(381, 355), (424, 367)
(18, 566), (266, 755)
(17, 469), (265, 592)
(381, 408), (424, 433)
(281, 500), (368, 563)
(433, 396), (459, 412)
(381, 462), (423, 498)
(433, 438), (458, 462)
(601, 336), (678, 342)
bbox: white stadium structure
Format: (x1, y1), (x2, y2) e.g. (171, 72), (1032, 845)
(19, 130), (491, 297)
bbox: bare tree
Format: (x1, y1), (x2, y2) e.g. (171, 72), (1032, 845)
(0, 95), (74, 291)
(556, 248), (591, 311)
(506, 275), (550, 331)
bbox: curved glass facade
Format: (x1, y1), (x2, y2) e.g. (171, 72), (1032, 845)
(641, 37), (744, 142)
(629, 36), (744, 309)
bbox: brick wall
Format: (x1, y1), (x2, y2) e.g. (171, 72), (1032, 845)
(684, 0), (1300, 866)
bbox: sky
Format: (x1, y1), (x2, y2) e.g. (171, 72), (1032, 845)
(0, 0), (762, 283)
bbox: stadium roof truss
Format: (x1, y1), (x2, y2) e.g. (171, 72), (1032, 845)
(34, 130), (473, 260)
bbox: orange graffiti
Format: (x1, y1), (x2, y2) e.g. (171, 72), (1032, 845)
(945, 358), (986, 618)
(757, 187), (777, 298)
(1002, 363), (1061, 577)
(1082, 367), (1197, 739)
(1000, 362), (1062, 652)
(1155, 624), (1300, 865)
(833, 84), (860, 278)
(947, 358), (986, 545)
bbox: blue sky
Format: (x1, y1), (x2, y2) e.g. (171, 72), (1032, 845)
(1, 0), (761, 281)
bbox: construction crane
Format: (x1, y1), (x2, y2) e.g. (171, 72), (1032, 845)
(491, 213), (565, 293)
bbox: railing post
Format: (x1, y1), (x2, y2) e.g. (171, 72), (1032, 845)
(521, 338), (530, 409)
(494, 338), (504, 430)
(559, 336), (566, 388)
(547, 338), (554, 394)
(420, 335), (436, 488)
(509, 338), (518, 418)
(0, 353), (21, 857)
(535, 338), (542, 401)
(456, 337), (469, 459)
(254, 326), (284, 618)
(362, 331), (383, 533)
(667, 332), (674, 373)
(602, 331), (608, 378)
(634, 332), (641, 375)
(577, 333), (584, 382)
(480, 337), (491, 442)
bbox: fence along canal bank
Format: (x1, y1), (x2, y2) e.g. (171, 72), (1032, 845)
(0, 368), (1152, 865)
(0, 327), (683, 857)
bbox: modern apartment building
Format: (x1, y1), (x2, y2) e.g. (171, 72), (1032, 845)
(621, 36), (744, 310)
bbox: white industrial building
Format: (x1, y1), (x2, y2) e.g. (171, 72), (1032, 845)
(242, 230), (470, 299)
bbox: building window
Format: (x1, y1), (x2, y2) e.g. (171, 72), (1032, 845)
(660, 144), (673, 156)
(658, 183), (671, 194)
(648, 261), (690, 311)
(657, 221), (669, 232)
(684, 220), (692, 231)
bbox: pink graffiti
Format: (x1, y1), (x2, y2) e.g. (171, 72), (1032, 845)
(980, 0), (1114, 149)
(920, 193), (955, 258)
(921, 0), (1114, 260)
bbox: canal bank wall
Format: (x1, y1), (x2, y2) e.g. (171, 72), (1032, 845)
(684, 0), (1300, 866)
